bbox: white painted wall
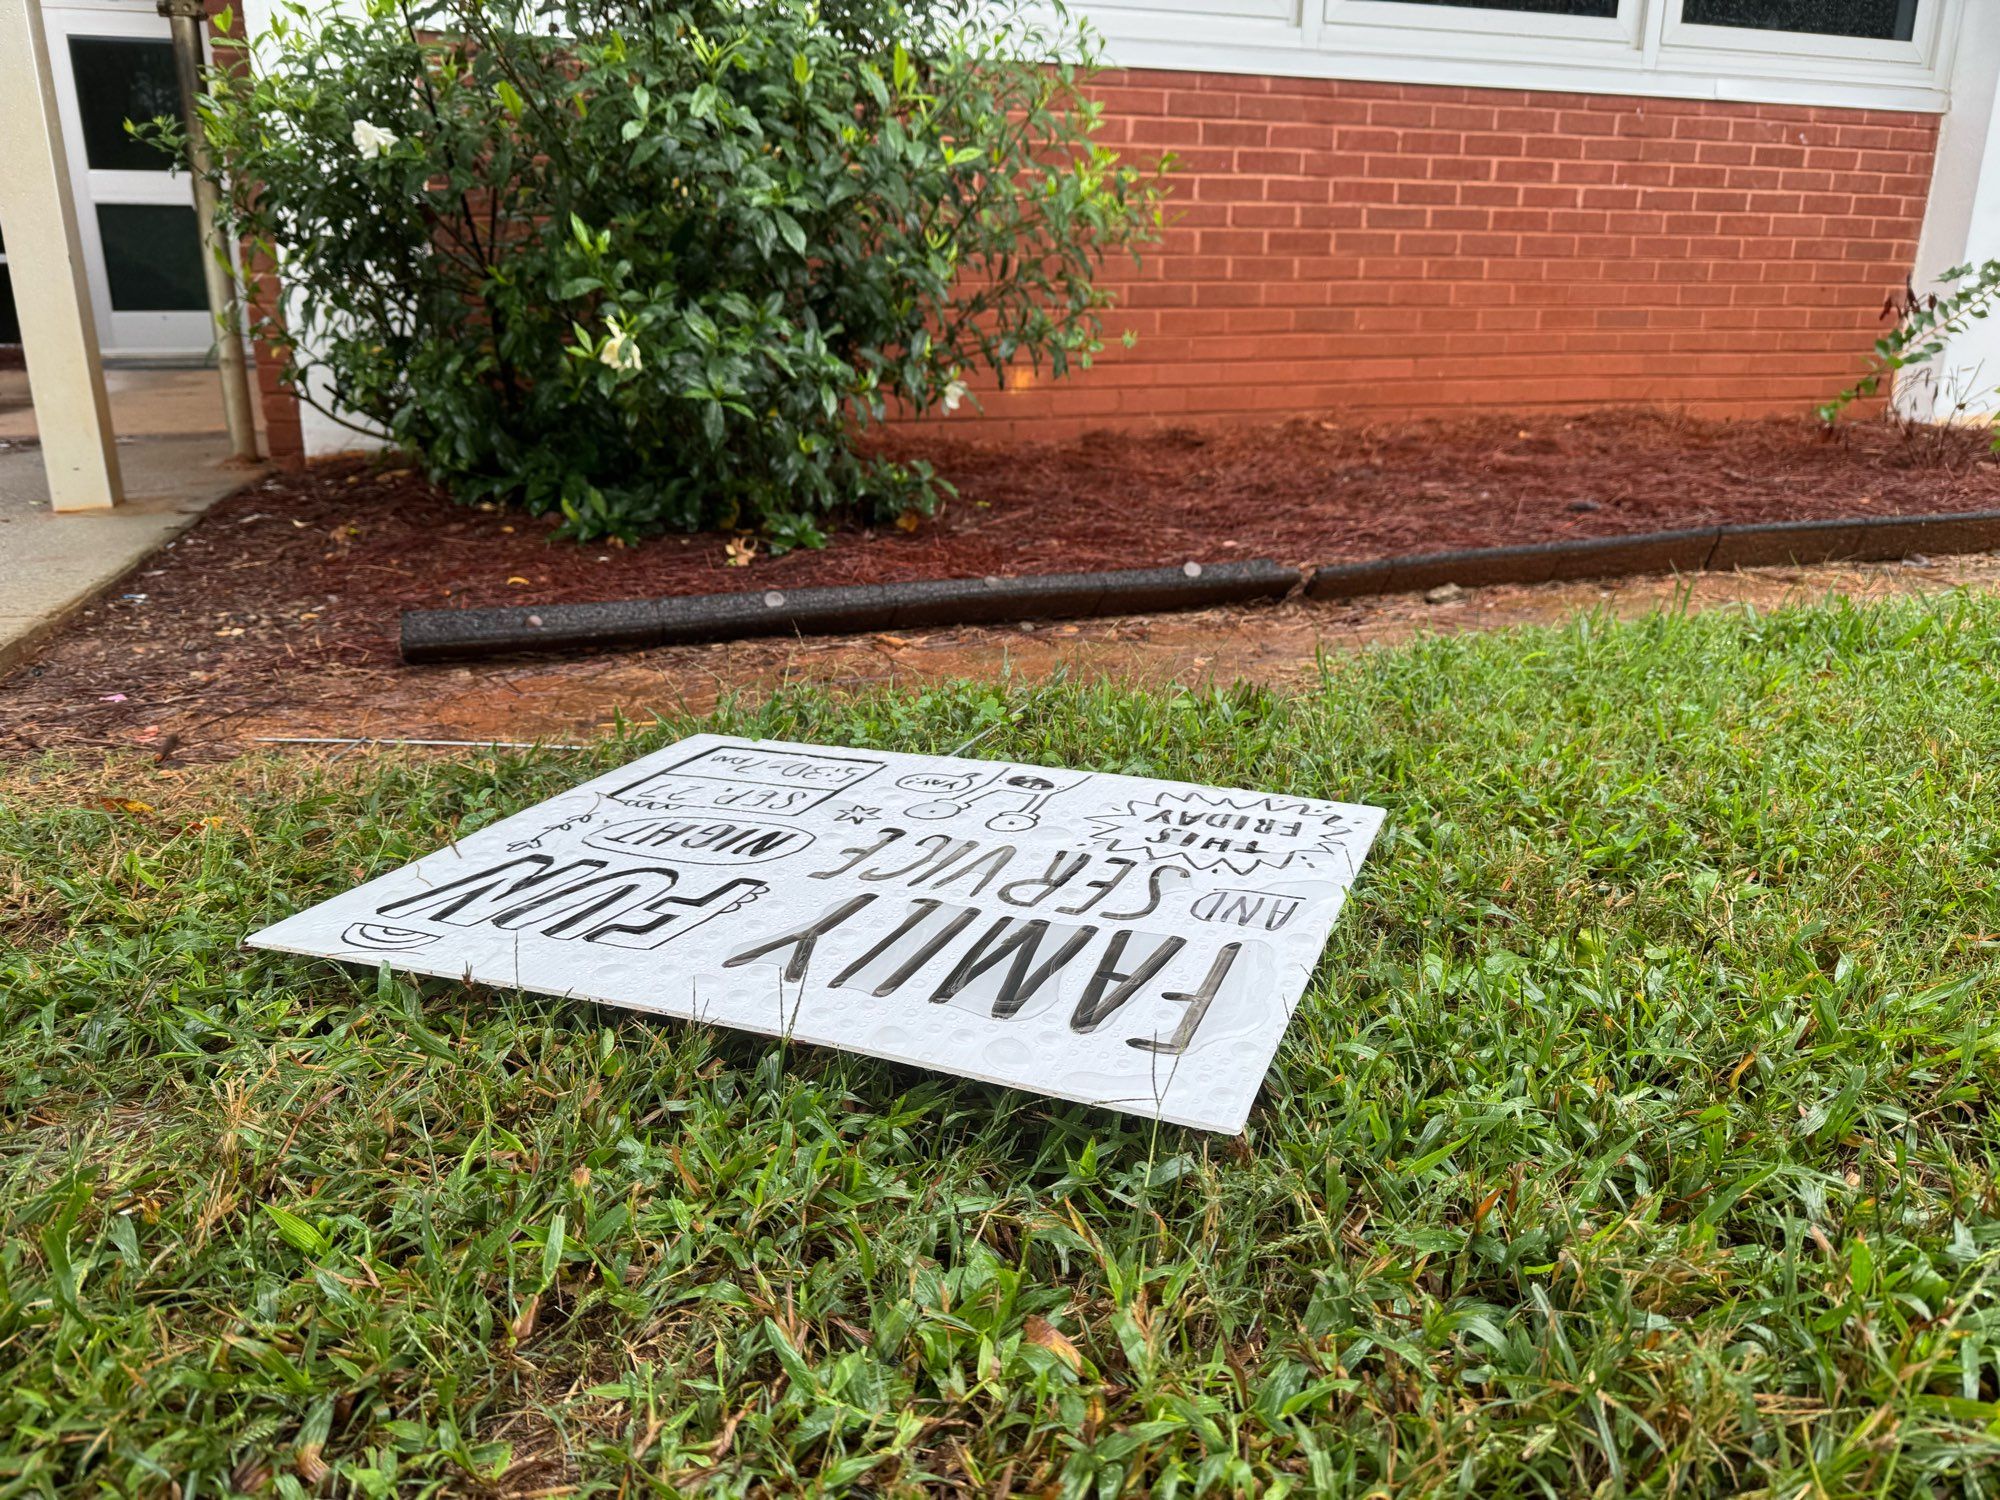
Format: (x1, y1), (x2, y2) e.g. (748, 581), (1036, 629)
(293, 362), (386, 457)
(1902, 1), (2000, 419)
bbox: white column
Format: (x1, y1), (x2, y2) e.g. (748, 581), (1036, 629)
(0, 0), (123, 510)
(1904, 1), (2000, 421)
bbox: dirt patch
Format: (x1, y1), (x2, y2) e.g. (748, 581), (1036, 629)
(3, 409), (1998, 760)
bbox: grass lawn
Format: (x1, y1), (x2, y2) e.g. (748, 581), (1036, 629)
(6, 593), (2000, 1498)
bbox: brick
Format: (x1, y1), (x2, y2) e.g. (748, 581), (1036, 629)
(1753, 145), (1810, 169)
(844, 72), (1935, 440)
(1397, 231), (1460, 255)
(1267, 177), (1336, 204)
(1230, 203), (1301, 229)
(1166, 90), (1240, 120)
(1237, 149), (1305, 175)
(1195, 228), (1268, 255)
(1269, 124), (1335, 151)
(1272, 229), (1336, 253)
(1369, 100), (1437, 128)
(1201, 120), (1271, 148)
(1337, 127), (1402, 153)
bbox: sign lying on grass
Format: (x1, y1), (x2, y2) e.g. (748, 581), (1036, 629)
(247, 736), (1383, 1133)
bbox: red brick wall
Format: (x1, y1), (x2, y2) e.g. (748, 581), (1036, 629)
(938, 71), (1938, 440)
(246, 248), (305, 467)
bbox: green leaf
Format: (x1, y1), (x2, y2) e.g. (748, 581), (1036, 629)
(263, 1204), (329, 1259)
(1400, 1135), (1469, 1177)
(773, 210), (807, 257)
(538, 1210), (566, 1292)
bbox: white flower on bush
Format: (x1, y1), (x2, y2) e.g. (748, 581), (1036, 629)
(351, 119), (399, 159)
(599, 320), (642, 373)
(941, 376), (967, 413)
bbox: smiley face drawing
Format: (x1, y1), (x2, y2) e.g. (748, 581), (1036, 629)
(893, 765), (1091, 833)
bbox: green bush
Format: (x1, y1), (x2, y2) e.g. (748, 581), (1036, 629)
(186, 0), (1166, 545)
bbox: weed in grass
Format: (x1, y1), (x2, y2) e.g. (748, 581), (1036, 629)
(4, 595), (2000, 1496)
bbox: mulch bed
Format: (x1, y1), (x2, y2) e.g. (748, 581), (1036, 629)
(4, 408), (1997, 754)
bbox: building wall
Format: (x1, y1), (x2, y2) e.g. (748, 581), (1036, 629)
(1904, 1), (2000, 421)
(935, 71), (1939, 441)
(16, 0), (1982, 459)
(233, 0), (1971, 461)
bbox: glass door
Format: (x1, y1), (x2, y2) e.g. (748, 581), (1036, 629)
(44, 3), (214, 359)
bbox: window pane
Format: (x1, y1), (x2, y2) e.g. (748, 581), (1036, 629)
(1390, 0), (1620, 13)
(97, 204), (208, 311)
(69, 37), (181, 171)
(1679, 0), (1918, 41)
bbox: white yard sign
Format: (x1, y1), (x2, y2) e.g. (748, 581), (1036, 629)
(248, 735), (1383, 1132)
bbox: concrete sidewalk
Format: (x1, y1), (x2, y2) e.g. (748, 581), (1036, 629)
(0, 365), (250, 443)
(0, 365), (264, 675)
(0, 433), (255, 674)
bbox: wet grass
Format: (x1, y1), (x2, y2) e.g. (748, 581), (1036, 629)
(5, 592), (2000, 1497)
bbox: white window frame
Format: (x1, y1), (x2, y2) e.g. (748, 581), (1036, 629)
(1079, 0), (1964, 114)
(1087, 0), (1295, 19)
(1326, 0), (1641, 51)
(1665, 1), (1932, 67)
(1659, 1), (1951, 98)
(1316, 0), (1643, 75)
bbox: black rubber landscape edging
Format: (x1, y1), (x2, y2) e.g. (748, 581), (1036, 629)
(401, 509), (2000, 665)
(1306, 509), (2000, 600)
(400, 558), (1301, 663)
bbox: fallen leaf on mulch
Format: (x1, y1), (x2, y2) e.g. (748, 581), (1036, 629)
(92, 798), (154, 816)
(511, 1292), (539, 1341)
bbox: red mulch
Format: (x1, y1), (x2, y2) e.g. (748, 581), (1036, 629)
(4, 409), (1996, 716)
